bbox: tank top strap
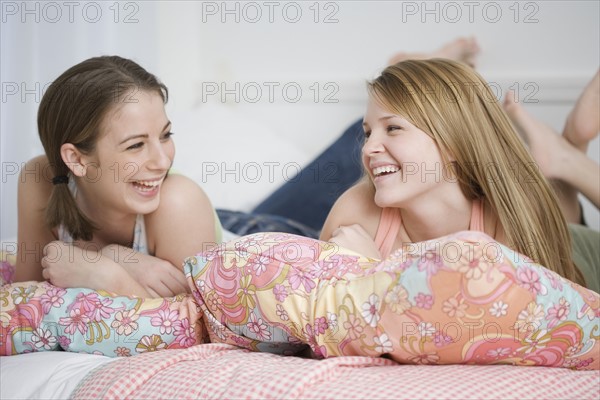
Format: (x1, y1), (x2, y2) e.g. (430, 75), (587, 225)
(375, 199), (484, 260)
(469, 198), (485, 232)
(374, 207), (402, 259)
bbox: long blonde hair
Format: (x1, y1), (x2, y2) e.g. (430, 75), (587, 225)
(368, 59), (584, 286)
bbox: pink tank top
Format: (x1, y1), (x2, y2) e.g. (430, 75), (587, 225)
(374, 199), (485, 259)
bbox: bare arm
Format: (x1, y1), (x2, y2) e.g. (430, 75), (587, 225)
(41, 242), (151, 296)
(15, 156), (55, 282)
(119, 174), (219, 296)
(16, 157), (154, 296)
(16, 157), (214, 297)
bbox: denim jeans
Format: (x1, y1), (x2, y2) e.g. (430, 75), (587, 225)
(252, 118), (364, 231)
(218, 118), (364, 238)
(216, 210), (320, 239)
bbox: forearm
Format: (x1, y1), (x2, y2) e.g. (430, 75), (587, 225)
(95, 261), (151, 297)
(101, 244), (151, 268)
(101, 244), (179, 272)
(101, 244), (189, 297)
(71, 250), (151, 297)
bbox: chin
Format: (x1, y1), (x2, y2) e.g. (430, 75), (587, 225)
(373, 192), (396, 209)
(130, 197), (161, 215)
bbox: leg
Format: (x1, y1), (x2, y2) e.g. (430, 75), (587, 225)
(252, 119), (365, 232)
(388, 37), (480, 68)
(503, 90), (600, 223)
(563, 70), (600, 152)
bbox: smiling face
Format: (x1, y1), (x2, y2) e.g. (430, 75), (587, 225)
(75, 89), (174, 217)
(361, 97), (456, 209)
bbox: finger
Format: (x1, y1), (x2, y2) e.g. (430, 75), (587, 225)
(147, 287), (160, 298)
(164, 273), (189, 296)
(41, 267), (51, 282)
(171, 271), (190, 294)
(43, 241), (61, 260)
(174, 275), (191, 294)
(328, 237), (342, 247)
(148, 276), (178, 298)
(331, 226), (345, 238)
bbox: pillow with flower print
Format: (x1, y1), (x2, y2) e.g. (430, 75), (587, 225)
(184, 231), (600, 370)
(0, 281), (206, 357)
(0, 250), (16, 286)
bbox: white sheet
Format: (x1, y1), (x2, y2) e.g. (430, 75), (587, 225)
(0, 352), (115, 400)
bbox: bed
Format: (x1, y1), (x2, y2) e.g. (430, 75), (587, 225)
(2, 106), (599, 400)
(2, 230), (600, 399)
(1, 344), (599, 400)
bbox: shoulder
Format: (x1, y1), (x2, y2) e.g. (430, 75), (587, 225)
(337, 178), (377, 210)
(145, 174), (219, 261)
(21, 155), (52, 179)
(320, 178), (381, 240)
(16, 155), (56, 281)
(145, 173), (217, 240)
(155, 173), (211, 209)
(19, 155), (53, 204)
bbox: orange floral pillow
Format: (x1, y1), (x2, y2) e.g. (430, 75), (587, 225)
(185, 231), (600, 369)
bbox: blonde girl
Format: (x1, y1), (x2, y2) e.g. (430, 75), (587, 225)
(322, 59), (593, 290)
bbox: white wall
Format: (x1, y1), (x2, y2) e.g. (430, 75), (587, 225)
(1, 0), (599, 241)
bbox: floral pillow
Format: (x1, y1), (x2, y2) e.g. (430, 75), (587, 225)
(0, 250), (16, 286)
(0, 281), (206, 356)
(184, 231), (600, 370)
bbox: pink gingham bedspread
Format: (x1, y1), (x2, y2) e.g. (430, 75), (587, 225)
(71, 343), (600, 400)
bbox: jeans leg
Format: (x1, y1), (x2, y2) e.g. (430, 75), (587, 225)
(252, 118), (364, 232)
(217, 209), (320, 239)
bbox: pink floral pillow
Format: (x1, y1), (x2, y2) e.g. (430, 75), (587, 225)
(185, 231), (600, 369)
(0, 281), (206, 356)
(0, 251), (16, 286)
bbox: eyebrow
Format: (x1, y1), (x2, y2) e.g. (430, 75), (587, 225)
(119, 121), (172, 145)
(362, 115), (399, 127)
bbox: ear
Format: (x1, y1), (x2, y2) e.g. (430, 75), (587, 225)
(60, 143), (86, 177)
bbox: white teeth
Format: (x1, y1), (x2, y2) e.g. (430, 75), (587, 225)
(132, 180), (161, 191)
(135, 180), (160, 187)
(372, 166), (400, 177)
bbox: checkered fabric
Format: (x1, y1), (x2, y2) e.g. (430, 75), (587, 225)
(71, 343), (600, 400)
(72, 344), (600, 399)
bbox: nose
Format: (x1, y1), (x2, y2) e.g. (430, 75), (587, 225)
(148, 141), (173, 171)
(362, 132), (385, 157)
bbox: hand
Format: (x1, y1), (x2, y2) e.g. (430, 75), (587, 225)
(329, 224), (381, 259)
(41, 241), (102, 288)
(102, 245), (189, 297)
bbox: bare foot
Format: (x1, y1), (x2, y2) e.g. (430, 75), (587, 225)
(432, 36), (480, 68)
(563, 70), (600, 152)
(388, 37), (480, 67)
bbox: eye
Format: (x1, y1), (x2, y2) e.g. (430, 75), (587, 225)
(387, 125), (401, 133)
(161, 131), (174, 141)
(126, 142), (144, 150)
(363, 130), (371, 139)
